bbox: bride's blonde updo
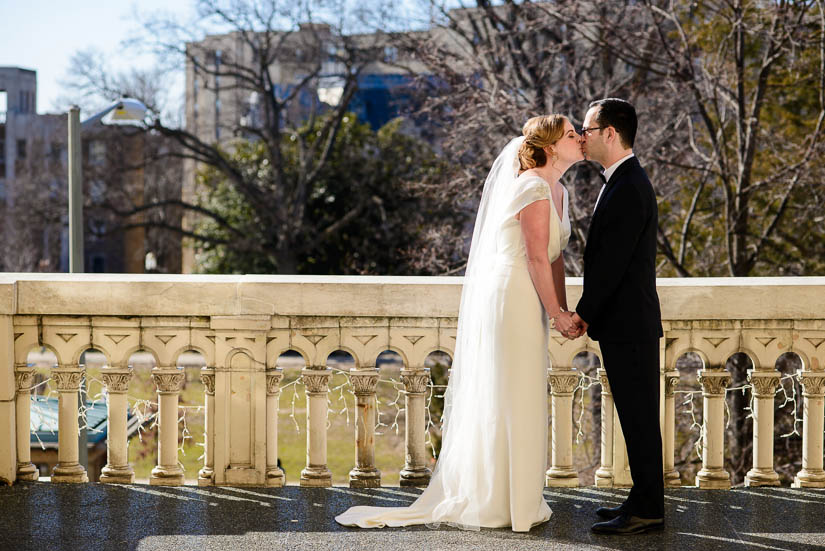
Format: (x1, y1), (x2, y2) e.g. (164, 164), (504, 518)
(517, 114), (566, 173)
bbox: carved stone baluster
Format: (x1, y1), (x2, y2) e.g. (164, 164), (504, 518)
(594, 368), (614, 487)
(793, 370), (825, 488)
(300, 368), (333, 487)
(745, 370), (780, 487)
(663, 370), (681, 487)
(150, 367), (185, 486)
(546, 369), (581, 487)
(100, 368), (134, 483)
(695, 369), (731, 489)
(51, 365), (88, 483)
(198, 368), (216, 486)
(400, 367), (432, 487)
(14, 364), (40, 480)
(265, 368), (285, 487)
(349, 368), (381, 488)
(14, 365), (38, 481)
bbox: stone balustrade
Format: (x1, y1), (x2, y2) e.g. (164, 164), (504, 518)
(0, 274), (823, 490)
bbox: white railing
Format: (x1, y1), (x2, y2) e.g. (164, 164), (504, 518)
(0, 274), (823, 489)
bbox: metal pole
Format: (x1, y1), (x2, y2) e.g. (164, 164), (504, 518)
(68, 106), (84, 274)
(69, 108), (88, 472)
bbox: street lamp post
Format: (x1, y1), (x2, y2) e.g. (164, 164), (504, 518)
(67, 98), (148, 273)
(66, 98), (147, 473)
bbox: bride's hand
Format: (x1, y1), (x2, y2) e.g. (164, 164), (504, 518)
(553, 311), (577, 337)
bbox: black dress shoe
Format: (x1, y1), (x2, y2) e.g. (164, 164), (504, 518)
(591, 513), (664, 535)
(595, 504), (625, 520)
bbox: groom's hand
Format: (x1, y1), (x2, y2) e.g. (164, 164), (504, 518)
(571, 312), (588, 337)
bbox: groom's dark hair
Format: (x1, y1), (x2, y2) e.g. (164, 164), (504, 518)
(589, 98), (637, 149)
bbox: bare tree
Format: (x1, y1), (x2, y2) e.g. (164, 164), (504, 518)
(64, 0), (418, 274)
(572, 0), (825, 277)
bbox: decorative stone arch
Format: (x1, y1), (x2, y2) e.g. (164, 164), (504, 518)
(271, 346), (310, 367)
(24, 343), (62, 367)
(669, 346), (709, 371)
(72, 344), (112, 367)
(374, 346), (409, 369)
(225, 347), (258, 369)
(324, 346), (359, 370)
(121, 346), (161, 369)
(782, 349), (809, 372)
(414, 346), (452, 370)
(172, 345), (212, 368)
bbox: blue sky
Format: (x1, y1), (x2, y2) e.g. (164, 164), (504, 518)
(0, 0), (194, 114)
(0, 0), (442, 116)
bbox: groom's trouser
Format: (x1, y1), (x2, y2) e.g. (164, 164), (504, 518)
(600, 338), (665, 519)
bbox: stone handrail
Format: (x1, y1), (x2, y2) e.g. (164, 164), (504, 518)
(0, 274), (823, 489)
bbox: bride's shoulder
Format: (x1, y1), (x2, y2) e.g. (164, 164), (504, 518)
(517, 171), (549, 187)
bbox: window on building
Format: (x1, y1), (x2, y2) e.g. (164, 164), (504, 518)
(0, 125), (6, 179)
(0, 90), (6, 123)
(383, 46), (398, 63)
(89, 140), (106, 165)
(89, 179), (105, 203)
(92, 255), (105, 273)
(16, 139), (26, 160)
(49, 142), (62, 164)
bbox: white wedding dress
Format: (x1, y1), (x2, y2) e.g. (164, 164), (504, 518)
(335, 138), (570, 532)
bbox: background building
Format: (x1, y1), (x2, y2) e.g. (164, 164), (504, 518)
(0, 67), (182, 273)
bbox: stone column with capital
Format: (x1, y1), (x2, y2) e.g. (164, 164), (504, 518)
(100, 368), (134, 483)
(51, 365), (88, 483)
(546, 369), (581, 487)
(400, 367), (432, 487)
(663, 370), (681, 487)
(696, 369), (732, 489)
(14, 365), (38, 481)
(745, 370), (781, 487)
(594, 368), (614, 487)
(265, 368), (285, 487)
(349, 368), (381, 488)
(150, 367), (185, 486)
(793, 370), (825, 488)
(198, 368), (216, 486)
(300, 368), (333, 487)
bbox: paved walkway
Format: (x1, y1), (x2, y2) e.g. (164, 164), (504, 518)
(1, 482), (824, 550)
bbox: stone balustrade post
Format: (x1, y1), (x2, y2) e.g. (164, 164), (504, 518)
(696, 369), (731, 489)
(300, 367), (333, 487)
(265, 368), (285, 487)
(793, 370), (825, 488)
(594, 368), (614, 487)
(349, 368), (381, 488)
(546, 369), (581, 487)
(198, 368), (215, 486)
(99, 368), (134, 483)
(14, 365), (38, 481)
(51, 365), (88, 483)
(663, 370), (681, 487)
(400, 367), (432, 487)
(745, 370), (781, 487)
(150, 367), (185, 486)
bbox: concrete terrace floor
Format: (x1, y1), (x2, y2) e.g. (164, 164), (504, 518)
(1, 482), (824, 551)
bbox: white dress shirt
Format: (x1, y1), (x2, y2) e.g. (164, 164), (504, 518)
(593, 153), (635, 213)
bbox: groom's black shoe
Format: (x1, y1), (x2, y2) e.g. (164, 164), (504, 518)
(591, 513), (664, 535)
(595, 504), (626, 520)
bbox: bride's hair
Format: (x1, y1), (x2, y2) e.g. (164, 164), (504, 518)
(517, 115), (566, 173)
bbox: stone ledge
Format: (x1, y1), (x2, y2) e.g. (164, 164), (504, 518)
(0, 274), (823, 320)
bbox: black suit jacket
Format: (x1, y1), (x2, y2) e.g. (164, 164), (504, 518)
(576, 156), (663, 342)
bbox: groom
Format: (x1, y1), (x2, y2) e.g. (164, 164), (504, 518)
(570, 98), (665, 535)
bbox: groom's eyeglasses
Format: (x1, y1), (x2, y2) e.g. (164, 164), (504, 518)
(580, 126), (606, 135)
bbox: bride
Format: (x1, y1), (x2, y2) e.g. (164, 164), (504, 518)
(336, 115), (585, 531)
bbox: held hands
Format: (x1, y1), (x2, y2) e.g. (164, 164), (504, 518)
(553, 311), (588, 340)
